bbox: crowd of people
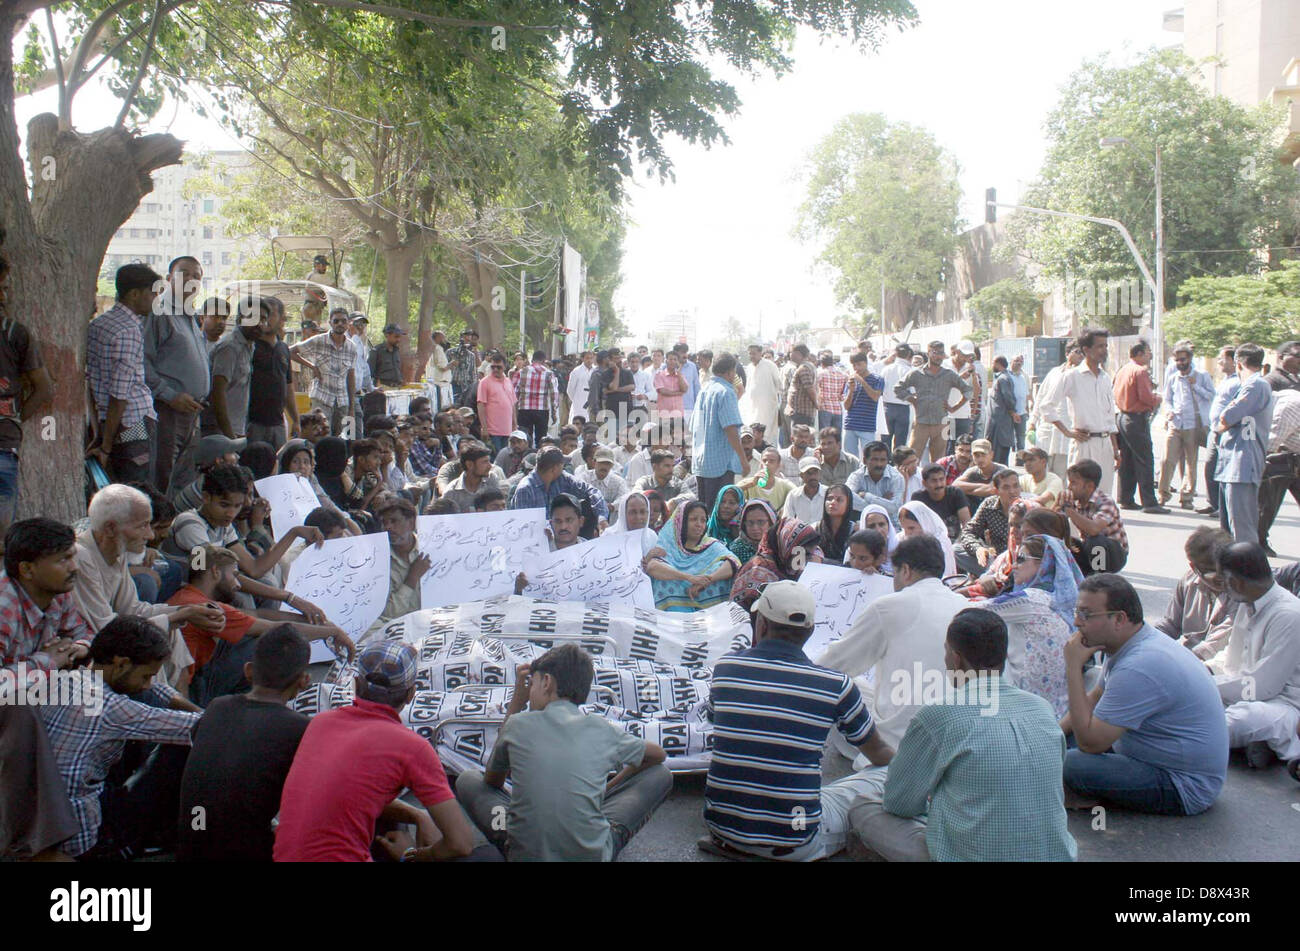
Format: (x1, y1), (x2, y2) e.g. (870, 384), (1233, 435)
(1, 248), (1297, 863)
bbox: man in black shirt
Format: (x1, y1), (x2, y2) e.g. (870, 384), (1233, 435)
(369, 324), (407, 387)
(245, 297), (299, 451)
(600, 348), (636, 443)
(586, 349), (613, 421)
(911, 463), (971, 540)
(177, 624), (312, 861)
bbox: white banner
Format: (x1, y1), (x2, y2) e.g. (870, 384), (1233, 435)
(562, 241), (584, 356)
(415, 509), (549, 609)
(521, 533), (655, 611)
(286, 533), (391, 663)
(254, 474), (321, 541)
(798, 562), (895, 660)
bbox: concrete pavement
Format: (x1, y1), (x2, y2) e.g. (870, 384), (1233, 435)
(618, 501), (1300, 862)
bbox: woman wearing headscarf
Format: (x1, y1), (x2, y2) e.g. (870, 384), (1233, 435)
(641, 489), (669, 533)
(730, 517), (824, 613)
(706, 484), (745, 547)
(729, 499), (775, 565)
(898, 499), (958, 577)
(983, 533), (1081, 718)
(278, 438), (362, 534)
(965, 502), (1068, 598)
(604, 491), (657, 555)
(815, 484), (858, 564)
(855, 504), (898, 572)
(644, 499), (740, 612)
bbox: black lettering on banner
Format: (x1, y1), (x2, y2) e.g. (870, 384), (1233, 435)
(730, 632), (751, 651)
(406, 696), (443, 723)
(581, 616), (610, 639)
(453, 729), (488, 762)
(671, 678), (698, 708)
(481, 613), (504, 635)
(660, 722), (688, 752)
(624, 720), (645, 738)
(429, 618), (457, 638)
(529, 609), (557, 634)
(448, 634), (474, 657)
(580, 638), (607, 655)
(679, 642), (709, 670)
(419, 637), (443, 662)
(457, 695), (488, 717)
(443, 663), (470, 690)
(481, 663), (506, 685)
(630, 627), (658, 660)
(414, 672), (432, 692)
(635, 674), (660, 714)
(413, 725), (437, 743)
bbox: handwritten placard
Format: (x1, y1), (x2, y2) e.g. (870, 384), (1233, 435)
(286, 533), (391, 663)
(521, 533), (655, 611)
(798, 562), (894, 660)
(254, 474), (321, 541)
(416, 509), (549, 609)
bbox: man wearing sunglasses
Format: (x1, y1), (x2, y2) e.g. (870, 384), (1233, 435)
(1061, 574), (1227, 816)
(290, 307), (357, 436)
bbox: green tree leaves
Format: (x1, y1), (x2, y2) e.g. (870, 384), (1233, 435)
(1163, 260), (1300, 352)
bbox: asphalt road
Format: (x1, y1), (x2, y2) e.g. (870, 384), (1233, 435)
(617, 501), (1300, 862)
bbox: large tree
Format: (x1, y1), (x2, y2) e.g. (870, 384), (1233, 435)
(1162, 260), (1300, 353)
(1005, 47), (1300, 327)
(3, 0), (919, 521)
(795, 112), (963, 330)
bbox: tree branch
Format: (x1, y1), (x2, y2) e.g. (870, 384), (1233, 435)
(114, 0), (164, 129)
(42, 7), (66, 125)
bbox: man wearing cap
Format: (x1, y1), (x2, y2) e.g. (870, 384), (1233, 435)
(369, 323), (407, 388)
(303, 253), (335, 287)
(515, 349), (559, 449)
(782, 455), (826, 524)
(947, 342), (979, 452)
(702, 580), (894, 861)
(494, 430), (531, 479)
(145, 255), (210, 497)
(290, 308), (357, 436)
(509, 447), (609, 526)
(273, 639), (475, 862)
(580, 447), (628, 507)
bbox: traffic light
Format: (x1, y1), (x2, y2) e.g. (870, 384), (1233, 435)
(985, 188), (997, 225)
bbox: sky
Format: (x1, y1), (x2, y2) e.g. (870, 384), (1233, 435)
(14, 0), (1178, 339)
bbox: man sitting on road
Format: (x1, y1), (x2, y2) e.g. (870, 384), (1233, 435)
(1061, 574), (1227, 816)
(1152, 526), (1235, 662)
(1057, 459), (1128, 575)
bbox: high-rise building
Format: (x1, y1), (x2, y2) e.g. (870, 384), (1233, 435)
(99, 150), (257, 284)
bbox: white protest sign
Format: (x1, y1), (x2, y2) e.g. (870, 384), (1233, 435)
(521, 532), (655, 611)
(287, 533), (391, 663)
(416, 509), (548, 609)
(798, 562), (894, 660)
(254, 474), (321, 541)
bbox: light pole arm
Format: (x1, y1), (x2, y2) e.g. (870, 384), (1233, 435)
(991, 202), (1156, 294)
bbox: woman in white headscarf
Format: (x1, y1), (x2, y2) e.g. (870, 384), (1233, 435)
(853, 504), (899, 571)
(898, 499), (958, 578)
(603, 491), (657, 555)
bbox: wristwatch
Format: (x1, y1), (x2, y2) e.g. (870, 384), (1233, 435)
(401, 847), (419, 863)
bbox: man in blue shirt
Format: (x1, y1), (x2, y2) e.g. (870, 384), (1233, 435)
(1197, 346), (1237, 517)
(508, 447), (609, 525)
(1062, 574), (1228, 816)
(843, 351), (884, 461)
(702, 581), (894, 861)
(845, 440), (906, 524)
(1158, 343), (1215, 509)
(1008, 353), (1029, 451)
(675, 343), (700, 421)
(1213, 343), (1274, 545)
(690, 353), (747, 511)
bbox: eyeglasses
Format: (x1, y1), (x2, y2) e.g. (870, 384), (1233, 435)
(1073, 609), (1121, 623)
(1014, 553), (1040, 565)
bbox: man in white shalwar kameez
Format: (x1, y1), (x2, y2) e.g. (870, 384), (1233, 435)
(1032, 344), (1084, 479)
(741, 344), (783, 436)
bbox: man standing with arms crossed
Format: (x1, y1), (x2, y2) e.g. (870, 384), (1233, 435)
(1158, 342), (1214, 510)
(894, 340), (969, 466)
(1112, 340), (1168, 514)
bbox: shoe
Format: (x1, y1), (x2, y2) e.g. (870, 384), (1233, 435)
(1119, 502), (1141, 511)
(1195, 504), (1216, 515)
(1245, 741), (1276, 770)
(696, 836), (771, 862)
(1158, 493), (1172, 506)
(1142, 506), (1171, 515)
(1180, 500), (1194, 510)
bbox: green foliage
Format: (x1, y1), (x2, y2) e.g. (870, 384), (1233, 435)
(796, 112), (962, 322)
(967, 278), (1041, 333)
(1163, 260), (1300, 352)
(1006, 47), (1300, 310)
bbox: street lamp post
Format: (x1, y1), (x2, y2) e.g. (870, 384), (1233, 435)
(1099, 136), (1164, 382)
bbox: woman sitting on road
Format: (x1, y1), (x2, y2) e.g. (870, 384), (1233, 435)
(728, 499), (776, 565)
(644, 500), (740, 612)
(730, 517), (824, 614)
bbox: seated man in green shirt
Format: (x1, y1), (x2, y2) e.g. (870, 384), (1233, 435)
(849, 607), (1077, 862)
(454, 644), (671, 861)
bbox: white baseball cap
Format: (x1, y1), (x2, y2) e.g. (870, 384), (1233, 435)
(750, 580), (816, 628)
(798, 455), (822, 473)
(958, 340), (976, 355)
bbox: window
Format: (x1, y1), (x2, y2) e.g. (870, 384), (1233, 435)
(202, 251), (213, 266)
(128, 228), (139, 238)
(203, 226), (214, 240)
(222, 252), (232, 265)
(203, 199), (214, 213)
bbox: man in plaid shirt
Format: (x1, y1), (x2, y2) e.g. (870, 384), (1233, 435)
(40, 616), (199, 859)
(514, 349), (559, 449)
(785, 343), (818, 429)
(1059, 458), (1129, 574)
(451, 330), (481, 407)
(0, 518), (96, 858)
(816, 352), (850, 432)
(290, 308), (357, 435)
(86, 264), (160, 484)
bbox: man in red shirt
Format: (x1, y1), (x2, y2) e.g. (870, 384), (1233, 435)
(477, 354), (518, 457)
(168, 545), (352, 705)
(273, 640), (475, 862)
(1111, 340), (1169, 514)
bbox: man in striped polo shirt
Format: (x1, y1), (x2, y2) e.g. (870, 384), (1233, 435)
(701, 581), (895, 861)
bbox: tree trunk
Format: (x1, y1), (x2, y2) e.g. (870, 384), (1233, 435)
(477, 255), (505, 351)
(377, 238), (420, 380)
(410, 250), (437, 381)
(2, 11), (183, 523)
